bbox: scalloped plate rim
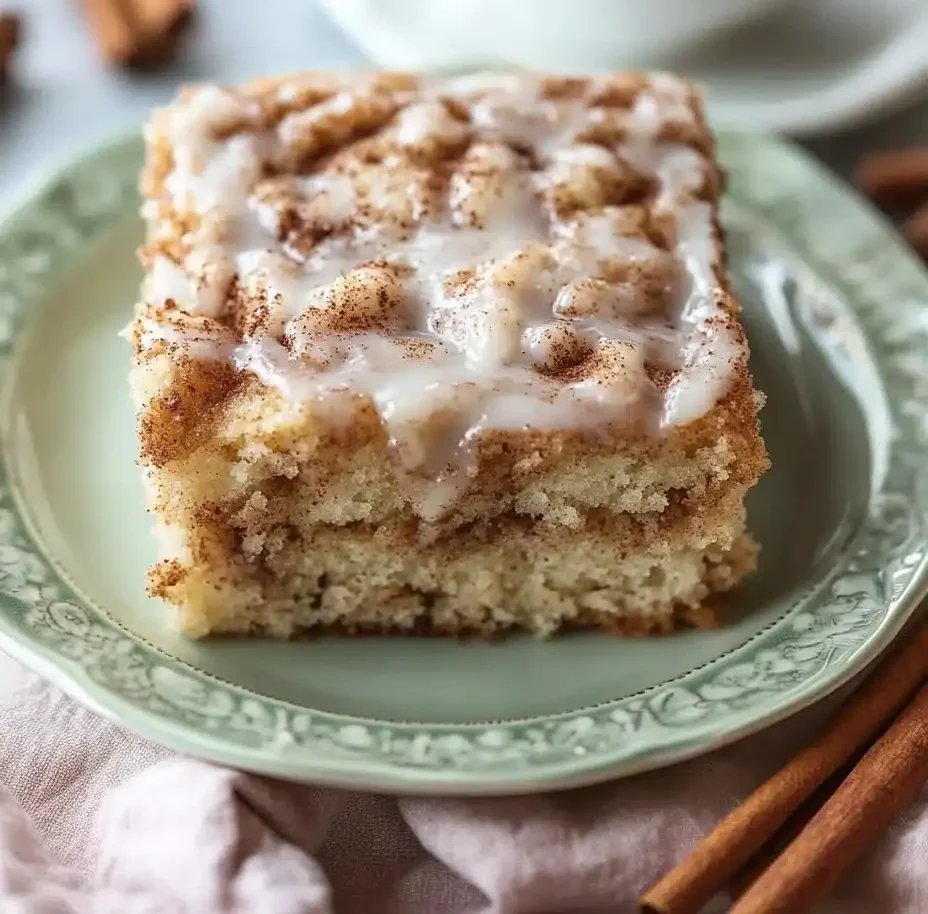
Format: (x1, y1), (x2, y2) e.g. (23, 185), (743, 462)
(0, 128), (924, 793)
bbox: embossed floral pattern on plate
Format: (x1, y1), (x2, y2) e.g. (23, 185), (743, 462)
(0, 131), (925, 793)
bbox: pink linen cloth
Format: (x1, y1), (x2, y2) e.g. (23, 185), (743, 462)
(1, 654), (927, 914)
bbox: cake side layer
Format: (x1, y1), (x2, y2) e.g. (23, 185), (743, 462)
(148, 487), (757, 638)
(130, 344), (766, 534)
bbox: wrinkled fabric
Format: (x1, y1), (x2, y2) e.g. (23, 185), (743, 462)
(0, 656), (926, 914)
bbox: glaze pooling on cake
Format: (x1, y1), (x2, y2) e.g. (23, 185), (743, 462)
(140, 72), (742, 514)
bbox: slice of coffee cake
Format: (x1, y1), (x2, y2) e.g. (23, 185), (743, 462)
(127, 70), (768, 638)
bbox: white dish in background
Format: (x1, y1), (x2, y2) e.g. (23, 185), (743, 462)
(316, 0), (786, 70)
(317, 0), (928, 135)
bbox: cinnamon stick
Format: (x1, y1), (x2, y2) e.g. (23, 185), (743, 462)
(78, 0), (192, 68)
(903, 201), (928, 261)
(731, 681), (928, 914)
(640, 624), (928, 914)
(79, 0), (139, 65)
(726, 748), (865, 900)
(0, 12), (21, 82)
(128, 0), (193, 59)
(855, 147), (928, 207)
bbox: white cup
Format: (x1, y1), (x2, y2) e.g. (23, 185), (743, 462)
(318, 0), (788, 70)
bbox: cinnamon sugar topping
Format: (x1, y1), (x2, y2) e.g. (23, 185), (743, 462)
(138, 71), (745, 481)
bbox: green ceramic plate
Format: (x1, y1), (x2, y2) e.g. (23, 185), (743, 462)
(0, 130), (926, 794)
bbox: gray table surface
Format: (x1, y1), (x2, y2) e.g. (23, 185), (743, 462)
(3, 0), (928, 200)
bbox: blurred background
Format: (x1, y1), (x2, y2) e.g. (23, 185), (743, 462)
(2, 0), (928, 202)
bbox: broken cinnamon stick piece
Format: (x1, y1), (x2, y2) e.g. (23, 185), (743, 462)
(129, 0), (193, 58)
(78, 0), (136, 65)
(79, 0), (193, 68)
(904, 201), (928, 261)
(0, 12), (21, 82)
(131, 0), (193, 36)
(855, 147), (928, 207)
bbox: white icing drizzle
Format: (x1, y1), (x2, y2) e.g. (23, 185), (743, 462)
(143, 73), (745, 517)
